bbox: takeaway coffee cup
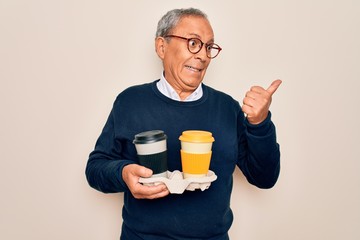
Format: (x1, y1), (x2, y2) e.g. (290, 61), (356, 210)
(179, 130), (215, 178)
(133, 130), (168, 177)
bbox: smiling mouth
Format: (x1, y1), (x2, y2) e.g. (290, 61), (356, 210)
(185, 65), (202, 72)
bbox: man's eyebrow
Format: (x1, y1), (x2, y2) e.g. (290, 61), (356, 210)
(188, 33), (214, 43)
(188, 33), (201, 38)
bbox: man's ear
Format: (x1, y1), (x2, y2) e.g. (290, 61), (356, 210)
(155, 37), (166, 59)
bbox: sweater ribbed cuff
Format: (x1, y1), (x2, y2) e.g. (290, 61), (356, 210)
(116, 160), (136, 191)
(245, 111), (273, 137)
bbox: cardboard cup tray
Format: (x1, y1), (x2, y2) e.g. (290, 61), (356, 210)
(139, 170), (217, 194)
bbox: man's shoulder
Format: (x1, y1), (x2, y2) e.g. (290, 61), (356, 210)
(116, 80), (157, 99)
(123, 81), (156, 94)
(109, 80), (159, 109)
(203, 84), (238, 104)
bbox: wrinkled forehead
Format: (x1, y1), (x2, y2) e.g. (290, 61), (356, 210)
(172, 16), (214, 41)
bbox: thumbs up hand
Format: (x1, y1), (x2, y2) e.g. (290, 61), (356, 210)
(242, 79), (282, 125)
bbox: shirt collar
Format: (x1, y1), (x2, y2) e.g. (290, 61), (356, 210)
(156, 72), (203, 102)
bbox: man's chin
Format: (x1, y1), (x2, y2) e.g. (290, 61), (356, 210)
(184, 79), (203, 88)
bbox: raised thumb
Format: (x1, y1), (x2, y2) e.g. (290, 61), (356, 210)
(267, 79), (282, 95)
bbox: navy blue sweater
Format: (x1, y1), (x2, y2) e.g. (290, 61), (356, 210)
(86, 80), (280, 240)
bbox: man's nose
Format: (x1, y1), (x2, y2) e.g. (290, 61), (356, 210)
(195, 45), (208, 61)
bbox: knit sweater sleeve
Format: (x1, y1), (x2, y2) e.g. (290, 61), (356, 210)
(85, 106), (134, 193)
(236, 111), (280, 189)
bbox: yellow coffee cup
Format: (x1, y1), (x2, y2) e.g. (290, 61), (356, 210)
(179, 130), (215, 178)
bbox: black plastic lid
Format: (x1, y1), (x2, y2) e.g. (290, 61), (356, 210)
(133, 130), (167, 144)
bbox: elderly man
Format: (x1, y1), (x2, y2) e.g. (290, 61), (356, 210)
(86, 8), (281, 240)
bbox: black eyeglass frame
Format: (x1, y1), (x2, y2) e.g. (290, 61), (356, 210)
(164, 34), (222, 59)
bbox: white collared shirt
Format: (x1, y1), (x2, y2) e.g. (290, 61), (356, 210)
(156, 72), (203, 102)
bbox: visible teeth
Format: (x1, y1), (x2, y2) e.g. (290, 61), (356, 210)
(186, 66), (200, 72)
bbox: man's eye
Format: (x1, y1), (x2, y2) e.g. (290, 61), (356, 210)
(206, 44), (215, 51)
(189, 39), (197, 47)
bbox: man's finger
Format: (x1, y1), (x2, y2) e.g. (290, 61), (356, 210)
(138, 166), (153, 178)
(266, 79), (282, 95)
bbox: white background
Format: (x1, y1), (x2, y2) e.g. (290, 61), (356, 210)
(1, 0), (359, 239)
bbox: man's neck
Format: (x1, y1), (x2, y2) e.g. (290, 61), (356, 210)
(156, 72), (203, 102)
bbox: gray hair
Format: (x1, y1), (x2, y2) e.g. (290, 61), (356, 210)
(156, 8), (208, 38)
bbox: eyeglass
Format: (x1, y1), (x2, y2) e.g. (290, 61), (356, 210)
(164, 35), (222, 59)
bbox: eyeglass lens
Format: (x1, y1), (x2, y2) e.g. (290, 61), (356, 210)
(188, 38), (220, 58)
